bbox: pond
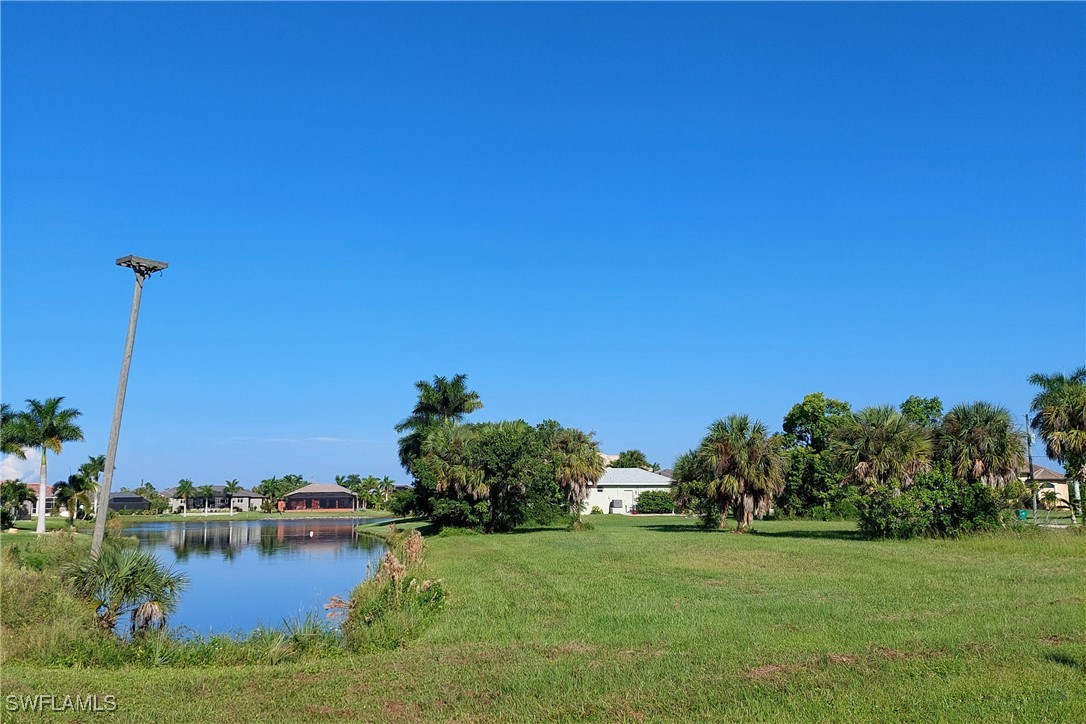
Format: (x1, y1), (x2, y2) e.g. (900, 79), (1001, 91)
(125, 517), (388, 635)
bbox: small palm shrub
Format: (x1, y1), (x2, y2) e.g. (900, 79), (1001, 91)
(64, 545), (188, 635)
(590, 506), (604, 515)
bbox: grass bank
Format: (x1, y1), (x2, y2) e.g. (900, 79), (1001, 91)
(3, 517), (1084, 721)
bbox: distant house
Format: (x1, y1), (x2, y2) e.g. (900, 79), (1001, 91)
(23, 483), (54, 518)
(1020, 464), (1071, 507)
(160, 485), (264, 513)
(283, 483), (358, 511)
(585, 468), (673, 514)
(108, 493), (150, 512)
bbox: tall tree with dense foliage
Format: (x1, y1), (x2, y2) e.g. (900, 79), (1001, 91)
(699, 414), (787, 531)
(551, 428), (605, 519)
(6, 398), (84, 533)
(936, 402), (1025, 487)
(1029, 367), (1086, 520)
(395, 374), (483, 473)
(830, 405), (932, 492)
(900, 395), (944, 429)
(1, 479), (36, 525)
(610, 449), (651, 470)
(779, 393), (853, 517)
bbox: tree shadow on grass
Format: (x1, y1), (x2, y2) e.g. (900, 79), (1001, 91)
(1044, 651), (1085, 672)
(635, 523), (864, 541)
(749, 528), (864, 542)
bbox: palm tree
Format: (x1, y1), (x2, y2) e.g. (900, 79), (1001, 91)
(1, 403), (29, 458)
(64, 545), (188, 635)
(551, 428), (605, 520)
(52, 473), (95, 526)
(395, 374), (483, 472)
(671, 449), (710, 516)
(698, 414), (786, 531)
(6, 398), (84, 533)
(223, 479), (241, 514)
(197, 485), (215, 515)
(176, 479), (195, 516)
(1029, 368), (1086, 522)
(830, 405), (932, 492)
(936, 401), (1026, 487)
(79, 455), (106, 517)
(378, 476), (396, 504)
(420, 424), (487, 501)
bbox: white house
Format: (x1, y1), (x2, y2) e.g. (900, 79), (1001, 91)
(585, 468), (673, 514)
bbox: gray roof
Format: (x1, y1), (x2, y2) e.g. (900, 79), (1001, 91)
(283, 483), (357, 497)
(596, 468), (673, 486)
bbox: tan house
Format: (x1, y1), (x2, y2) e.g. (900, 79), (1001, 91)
(1020, 464), (1071, 508)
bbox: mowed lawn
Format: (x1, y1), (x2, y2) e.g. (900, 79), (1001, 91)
(4, 516), (1084, 722)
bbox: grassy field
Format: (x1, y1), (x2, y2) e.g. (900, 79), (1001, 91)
(3, 516), (1084, 722)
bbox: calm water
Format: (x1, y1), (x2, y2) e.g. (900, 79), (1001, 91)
(126, 517), (388, 635)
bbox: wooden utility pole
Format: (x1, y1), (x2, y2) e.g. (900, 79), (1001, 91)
(90, 256), (168, 559)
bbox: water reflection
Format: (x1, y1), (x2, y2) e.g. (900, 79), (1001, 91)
(126, 518), (387, 634)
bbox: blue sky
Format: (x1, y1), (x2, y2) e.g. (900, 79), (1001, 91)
(2, 3), (1083, 488)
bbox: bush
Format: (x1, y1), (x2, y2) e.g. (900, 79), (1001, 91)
(386, 488), (416, 517)
(590, 506), (604, 515)
(635, 490), (674, 514)
(341, 545), (446, 652)
(858, 464), (1002, 539)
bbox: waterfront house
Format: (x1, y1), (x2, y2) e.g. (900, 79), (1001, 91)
(282, 482), (358, 511)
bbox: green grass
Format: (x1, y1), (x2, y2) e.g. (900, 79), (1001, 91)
(3, 517), (1084, 722)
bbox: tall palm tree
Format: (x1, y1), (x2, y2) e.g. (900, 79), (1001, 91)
(1029, 367), (1086, 521)
(197, 485), (215, 515)
(830, 405), (932, 492)
(936, 401), (1026, 487)
(176, 479), (195, 516)
(395, 374), (483, 472)
(1, 403), (29, 458)
(551, 428), (605, 520)
(52, 473), (96, 526)
(223, 479), (241, 514)
(7, 398), (84, 533)
(378, 476), (396, 504)
(79, 455), (106, 517)
(699, 415), (787, 532)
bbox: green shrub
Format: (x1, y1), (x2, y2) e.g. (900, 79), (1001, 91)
(635, 490), (674, 514)
(342, 546), (446, 652)
(858, 463), (1002, 539)
(387, 488), (416, 516)
(590, 506), (604, 515)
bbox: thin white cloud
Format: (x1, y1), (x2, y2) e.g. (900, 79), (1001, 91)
(1, 450), (39, 481)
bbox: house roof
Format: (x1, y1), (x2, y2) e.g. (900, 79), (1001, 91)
(283, 483), (358, 497)
(596, 468), (673, 486)
(160, 485), (263, 498)
(1019, 464), (1066, 482)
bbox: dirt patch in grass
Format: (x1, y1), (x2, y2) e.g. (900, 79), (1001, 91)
(827, 653), (859, 665)
(747, 662), (810, 681)
(382, 699), (421, 721)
